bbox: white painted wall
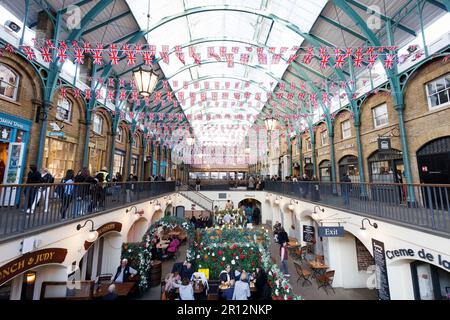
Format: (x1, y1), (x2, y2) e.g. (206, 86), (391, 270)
(326, 232), (371, 288)
(101, 233), (122, 276)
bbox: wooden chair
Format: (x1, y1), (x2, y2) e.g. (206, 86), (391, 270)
(207, 280), (220, 300)
(293, 261), (312, 286)
(315, 255), (325, 264)
(316, 270), (335, 294)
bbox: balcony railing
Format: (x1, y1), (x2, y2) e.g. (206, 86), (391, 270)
(265, 181), (450, 236)
(0, 181), (175, 240)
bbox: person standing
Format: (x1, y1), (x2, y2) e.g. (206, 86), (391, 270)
(280, 242), (289, 277)
(341, 173), (352, 205)
(59, 170), (75, 219)
(126, 174), (136, 203)
(248, 176), (255, 190)
(252, 206), (261, 225)
(25, 165), (42, 213)
(232, 272), (251, 300)
(173, 278), (195, 300)
(195, 177), (201, 191)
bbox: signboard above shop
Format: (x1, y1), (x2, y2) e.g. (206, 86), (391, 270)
(378, 137), (391, 152)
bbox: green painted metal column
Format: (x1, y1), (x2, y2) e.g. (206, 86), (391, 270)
(287, 136), (293, 177)
(309, 127), (317, 178)
(328, 127), (338, 194)
(127, 120), (136, 178)
(140, 136), (146, 181)
(82, 66), (98, 168)
(156, 144), (161, 177)
(297, 134), (303, 178)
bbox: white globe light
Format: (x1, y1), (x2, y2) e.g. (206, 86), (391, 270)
(288, 204), (295, 211)
(87, 230), (98, 242)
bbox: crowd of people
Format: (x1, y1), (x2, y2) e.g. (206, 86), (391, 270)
(22, 164), (179, 219)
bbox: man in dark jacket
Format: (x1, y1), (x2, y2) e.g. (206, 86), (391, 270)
(103, 284), (119, 300)
(341, 173), (352, 205)
(26, 165), (42, 213)
(112, 259), (137, 283)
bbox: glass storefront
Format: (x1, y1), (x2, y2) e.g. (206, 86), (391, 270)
(411, 261), (450, 300)
(368, 149), (403, 183)
(113, 151), (125, 176)
(338, 155), (360, 182)
(319, 160), (331, 182)
(44, 138), (77, 180)
(131, 155), (139, 176)
(88, 144), (106, 175)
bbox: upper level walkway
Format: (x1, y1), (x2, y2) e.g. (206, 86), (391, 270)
(2, 179), (449, 241)
(265, 181), (450, 237)
(0, 181), (175, 241)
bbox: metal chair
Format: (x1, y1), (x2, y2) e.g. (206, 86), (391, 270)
(316, 270), (335, 294)
(293, 261), (312, 286)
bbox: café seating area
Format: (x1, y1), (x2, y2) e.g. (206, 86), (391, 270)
(286, 238), (336, 295)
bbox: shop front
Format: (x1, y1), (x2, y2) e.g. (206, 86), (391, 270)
(0, 248), (68, 300)
(338, 155), (360, 183)
(113, 150), (126, 177)
(88, 139), (107, 176)
(44, 135), (78, 180)
(79, 222), (123, 282)
(304, 157), (313, 178)
(0, 112), (31, 205)
(319, 160), (332, 182)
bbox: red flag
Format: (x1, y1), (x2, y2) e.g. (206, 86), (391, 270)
(384, 54), (396, 69)
(40, 47), (52, 63)
(22, 46), (36, 61)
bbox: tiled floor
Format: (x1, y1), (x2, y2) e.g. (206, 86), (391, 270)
(139, 227), (378, 300)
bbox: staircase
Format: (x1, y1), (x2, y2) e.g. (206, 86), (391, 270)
(179, 187), (214, 213)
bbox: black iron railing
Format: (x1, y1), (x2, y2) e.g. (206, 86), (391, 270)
(0, 181), (175, 239)
(265, 181), (450, 235)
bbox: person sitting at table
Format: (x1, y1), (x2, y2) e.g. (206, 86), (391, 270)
(191, 271), (209, 299)
(103, 284), (119, 300)
(223, 212), (232, 225)
(167, 236), (180, 256)
(180, 261), (194, 280)
(173, 277), (194, 300)
(222, 279), (235, 300)
(232, 272), (251, 300)
(164, 272), (181, 300)
(234, 268), (242, 281)
(219, 265), (233, 284)
(112, 259), (138, 283)
(150, 237), (162, 260)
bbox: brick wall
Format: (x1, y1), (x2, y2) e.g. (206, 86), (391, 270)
(355, 237), (374, 271)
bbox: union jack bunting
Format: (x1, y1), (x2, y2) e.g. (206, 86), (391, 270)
(85, 89), (91, 100)
(320, 54), (330, 69)
(73, 88), (81, 99)
(109, 46), (120, 65)
(119, 90), (126, 101)
(160, 45), (170, 64)
(22, 46), (36, 61)
(93, 49), (103, 65)
(334, 54), (346, 69)
(107, 90), (114, 101)
(384, 54), (396, 69)
(143, 51), (153, 65)
(60, 88), (67, 97)
(40, 47), (52, 63)
(5, 44), (15, 53)
(96, 90), (103, 100)
(367, 54), (378, 68)
(302, 47), (313, 64)
(226, 53), (234, 67)
(126, 51), (136, 65)
(353, 54), (363, 68)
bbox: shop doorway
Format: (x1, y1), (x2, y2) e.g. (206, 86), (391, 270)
(0, 142), (8, 183)
(338, 155), (360, 183)
(304, 164), (313, 179)
(237, 198), (262, 225)
(411, 261), (450, 300)
(417, 136), (450, 209)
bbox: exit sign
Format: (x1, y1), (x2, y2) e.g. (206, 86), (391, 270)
(318, 226), (345, 237)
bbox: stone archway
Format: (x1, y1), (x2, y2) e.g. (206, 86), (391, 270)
(127, 217), (148, 243)
(151, 209), (164, 225)
(237, 198), (262, 225)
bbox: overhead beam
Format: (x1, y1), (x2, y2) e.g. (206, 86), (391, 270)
(318, 14), (368, 41)
(345, 0), (417, 36)
(82, 10), (131, 36)
(66, 0), (114, 41)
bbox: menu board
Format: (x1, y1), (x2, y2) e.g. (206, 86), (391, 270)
(372, 239), (391, 300)
(303, 225), (315, 243)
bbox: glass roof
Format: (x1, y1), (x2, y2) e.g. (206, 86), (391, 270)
(126, 0), (328, 147)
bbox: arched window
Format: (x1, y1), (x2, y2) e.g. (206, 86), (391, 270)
(93, 113), (103, 135)
(56, 96), (72, 122)
(0, 64), (19, 100)
(116, 126), (125, 143)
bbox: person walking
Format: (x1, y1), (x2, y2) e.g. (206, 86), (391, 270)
(248, 176), (255, 190)
(126, 174), (136, 203)
(60, 170), (75, 219)
(341, 173), (352, 205)
(280, 241), (289, 277)
(25, 165), (42, 213)
(30, 168), (53, 214)
(195, 177), (201, 191)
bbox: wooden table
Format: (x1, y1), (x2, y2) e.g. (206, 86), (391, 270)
(308, 260), (329, 278)
(219, 282), (257, 292)
(175, 282), (205, 294)
(93, 282), (136, 298)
